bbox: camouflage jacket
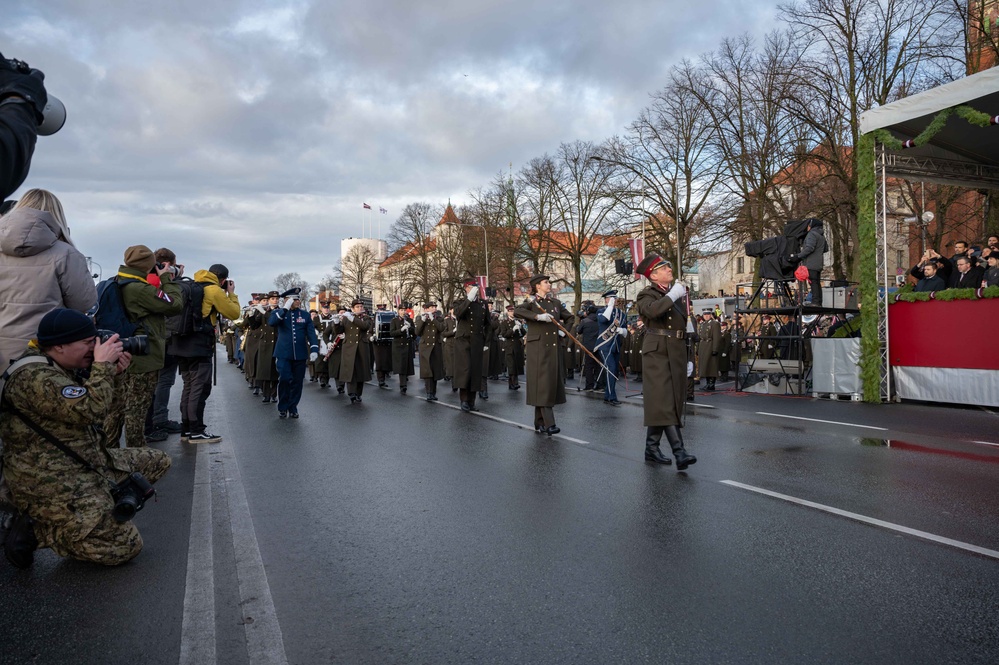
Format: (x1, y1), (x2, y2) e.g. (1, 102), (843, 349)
(0, 349), (131, 538)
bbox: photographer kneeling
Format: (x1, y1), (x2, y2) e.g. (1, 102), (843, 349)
(0, 309), (171, 568)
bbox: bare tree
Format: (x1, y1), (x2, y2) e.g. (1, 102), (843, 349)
(334, 245), (377, 301)
(547, 140), (620, 311)
(779, 0), (964, 279)
(273, 272), (311, 301)
(516, 155), (562, 276)
(597, 68), (725, 279)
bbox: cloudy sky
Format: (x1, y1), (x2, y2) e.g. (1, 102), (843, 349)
(5, 0), (779, 298)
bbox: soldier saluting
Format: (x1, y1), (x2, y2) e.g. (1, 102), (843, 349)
(514, 274), (574, 435)
(267, 288), (319, 419)
(634, 254), (696, 469)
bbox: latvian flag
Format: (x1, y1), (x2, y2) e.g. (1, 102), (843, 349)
(379, 207), (387, 214)
(393, 294), (402, 308)
(363, 203), (371, 210)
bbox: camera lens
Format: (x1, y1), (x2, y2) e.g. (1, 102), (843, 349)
(111, 495), (139, 523)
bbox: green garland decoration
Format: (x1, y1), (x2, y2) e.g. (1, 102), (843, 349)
(891, 285), (999, 303)
(856, 132), (881, 403)
(871, 105), (995, 150)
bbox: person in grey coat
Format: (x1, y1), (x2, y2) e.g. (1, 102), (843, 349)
(0, 189), (96, 371)
(791, 218), (828, 306)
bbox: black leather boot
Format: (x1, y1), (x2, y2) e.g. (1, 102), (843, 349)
(644, 427), (672, 465)
(664, 425), (697, 470)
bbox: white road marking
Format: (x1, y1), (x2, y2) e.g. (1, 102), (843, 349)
(721, 480), (999, 561)
(179, 440), (216, 665)
(973, 440), (999, 447)
(687, 402), (715, 408)
(425, 397), (589, 444)
(756, 412), (887, 431)
(216, 404), (289, 664)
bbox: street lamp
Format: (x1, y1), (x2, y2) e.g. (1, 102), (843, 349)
(443, 220), (489, 286)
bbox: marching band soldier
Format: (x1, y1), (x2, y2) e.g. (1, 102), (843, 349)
(389, 305), (416, 394)
(514, 274), (574, 435)
(697, 309), (723, 391)
(758, 313), (777, 359)
(634, 253), (696, 469)
(452, 279), (491, 412)
(719, 320), (733, 382)
(223, 318), (237, 363)
(442, 307), (457, 382)
(631, 320), (646, 383)
(336, 299), (372, 403)
(314, 301), (334, 388)
(242, 293), (266, 395)
(478, 307), (500, 400)
(487, 309), (504, 381)
(252, 291), (280, 403)
(415, 301), (445, 401)
(372, 306), (393, 388)
(268, 288), (319, 419)
(498, 304), (525, 390)
(322, 304), (348, 394)
(307, 308), (321, 383)
(596, 289), (628, 406)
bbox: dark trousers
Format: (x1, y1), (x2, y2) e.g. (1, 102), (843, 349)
(808, 269), (823, 306)
(276, 358), (307, 412)
(534, 406), (555, 429)
(582, 353), (598, 389)
(150, 352), (178, 427)
(425, 378), (437, 394)
(600, 349), (619, 401)
(459, 388), (477, 407)
(178, 356), (213, 433)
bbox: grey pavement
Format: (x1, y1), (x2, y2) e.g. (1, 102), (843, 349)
(1, 358), (998, 664)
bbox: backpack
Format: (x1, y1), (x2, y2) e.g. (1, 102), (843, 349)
(90, 276), (140, 336)
(167, 277), (209, 337)
(166, 278), (215, 358)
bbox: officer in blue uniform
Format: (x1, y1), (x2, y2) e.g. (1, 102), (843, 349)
(267, 287), (319, 419)
(596, 289), (627, 406)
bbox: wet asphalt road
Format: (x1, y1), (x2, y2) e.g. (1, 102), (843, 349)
(2, 359), (999, 665)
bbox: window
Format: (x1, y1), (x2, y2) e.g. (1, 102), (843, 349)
(896, 249), (904, 270)
(736, 257), (745, 274)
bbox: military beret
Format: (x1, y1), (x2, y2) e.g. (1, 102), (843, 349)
(37, 308), (98, 346)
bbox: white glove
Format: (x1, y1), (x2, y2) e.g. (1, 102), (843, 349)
(468, 286), (479, 301)
(483, 345), (489, 351)
(309, 352), (318, 362)
(617, 327), (627, 336)
(608, 297), (616, 308)
(254, 304), (266, 314)
(687, 361), (694, 377)
(403, 321), (412, 331)
(279, 298), (291, 310)
(423, 313), (430, 321)
(535, 313), (553, 322)
(343, 311), (354, 322)
(557, 330), (565, 337)
(667, 282), (687, 302)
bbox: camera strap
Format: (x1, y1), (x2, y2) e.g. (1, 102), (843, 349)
(1, 399), (117, 491)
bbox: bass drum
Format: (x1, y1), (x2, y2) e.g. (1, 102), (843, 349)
(374, 311), (396, 344)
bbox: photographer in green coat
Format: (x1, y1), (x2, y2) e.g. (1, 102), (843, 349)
(103, 246), (183, 448)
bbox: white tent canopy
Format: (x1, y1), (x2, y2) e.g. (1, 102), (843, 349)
(860, 66), (999, 188)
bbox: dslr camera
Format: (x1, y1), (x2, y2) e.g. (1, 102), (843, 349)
(0, 52), (66, 136)
(110, 472), (156, 523)
(98, 329), (150, 356)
